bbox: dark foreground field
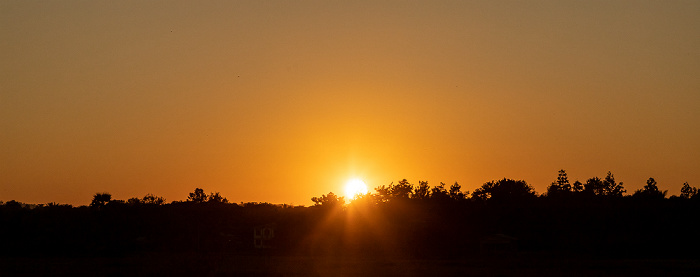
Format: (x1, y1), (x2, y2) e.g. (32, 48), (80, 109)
(3, 181), (700, 276)
(3, 252), (699, 277)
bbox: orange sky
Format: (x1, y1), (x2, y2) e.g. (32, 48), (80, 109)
(2, 1), (699, 205)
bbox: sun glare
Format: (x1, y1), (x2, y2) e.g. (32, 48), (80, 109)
(344, 178), (368, 200)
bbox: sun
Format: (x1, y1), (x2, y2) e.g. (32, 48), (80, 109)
(344, 178), (369, 200)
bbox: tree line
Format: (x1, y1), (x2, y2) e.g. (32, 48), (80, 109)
(1, 169), (696, 209)
(311, 170), (699, 207)
(1, 170), (699, 259)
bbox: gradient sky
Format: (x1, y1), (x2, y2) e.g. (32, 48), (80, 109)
(2, 1), (699, 205)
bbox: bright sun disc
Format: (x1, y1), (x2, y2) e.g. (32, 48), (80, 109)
(345, 178), (368, 199)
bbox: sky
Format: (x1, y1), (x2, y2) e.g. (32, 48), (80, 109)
(2, 1), (699, 206)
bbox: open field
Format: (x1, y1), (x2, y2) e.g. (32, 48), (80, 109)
(3, 253), (699, 277)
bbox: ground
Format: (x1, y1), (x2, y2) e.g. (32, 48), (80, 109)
(3, 252), (699, 277)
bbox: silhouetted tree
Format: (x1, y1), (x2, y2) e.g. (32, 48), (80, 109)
(90, 193), (112, 209)
(311, 192), (344, 207)
(558, 170), (572, 192)
(5, 172), (700, 261)
(430, 182), (449, 201)
(584, 172), (625, 197)
(107, 199), (126, 207)
(374, 184), (392, 203)
(187, 188), (208, 203)
(572, 180), (584, 193)
(602, 171), (626, 197)
(679, 182), (698, 199)
(45, 202), (72, 209)
(3, 200), (23, 210)
(413, 181), (431, 200)
(142, 193), (166, 205)
(472, 178), (536, 202)
(127, 197), (141, 205)
(633, 177), (667, 200)
(207, 192), (228, 204)
(584, 177), (604, 196)
(392, 179), (414, 199)
(449, 182), (466, 200)
(350, 191), (379, 206)
(374, 179), (414, 202)
(547, 169), (572, 196)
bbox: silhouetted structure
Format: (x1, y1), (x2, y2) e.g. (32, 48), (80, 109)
(254, 223), (276, 249)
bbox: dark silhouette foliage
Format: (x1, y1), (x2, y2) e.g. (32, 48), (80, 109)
(602, 171), (626, 197)
(127, 197), (141, 205)
(633, 177), (667, 200)
(374, 179), (414, 202)
(572, 180), (584, 193)
(472, 178), (536, 203)
(413, 181), (431, 200)
(391, 179), (414, 199)
(142, 193), (166, 205)
(584, 177), (604, 196)
(2, 200), (23, 210)
(680, 182), (698, 199)
(311, 192), (344, 207)
(90, 193), (112, 209)
(207, 192), (228, 204)
(583, 172), (625, 197)
(187, 188), (208, 203)
(430, 182), (449, 201)
(547, 169), (572, 196)
(2, 175), (700, 266)
(126, 193), (167, 205)
(449, 182), (467, 200)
